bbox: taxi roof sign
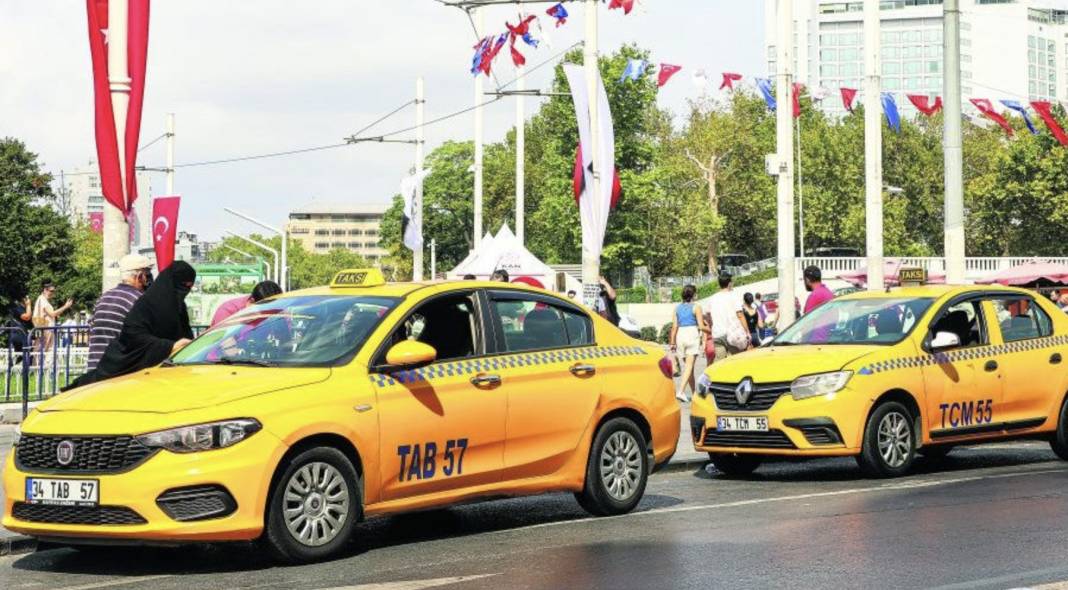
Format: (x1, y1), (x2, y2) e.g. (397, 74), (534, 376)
(331, 268), (386, 288)
(898, 267), (927, 286)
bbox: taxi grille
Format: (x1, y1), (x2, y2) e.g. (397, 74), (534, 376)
(15, 435), (157, 474)
(702, 429), (796, 449)
(12, 502), (147, 526)
(708, 382), (791, 412)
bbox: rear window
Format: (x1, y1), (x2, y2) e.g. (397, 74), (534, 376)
(991, 298), (1053, 342)
(492, 300), (592, 352)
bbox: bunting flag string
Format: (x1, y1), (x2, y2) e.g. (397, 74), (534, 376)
(840, 87), (858, 113)
(755, 78), (776, 111)
(971, 98), (1014, 137)
(608, 0), (636, 15)
(720, 72), (742, 90)
(882, 93), (901, 133)
(1001, 100), (1037, 135)
(907, 94), (942, 117)
(1031, 101), (1068, 146)
(657, 63), (682, 87)
(619, 59), (647, 83)
(546, 3), (568, 27)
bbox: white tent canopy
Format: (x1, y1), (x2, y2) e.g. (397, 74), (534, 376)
(448, 225), (559, 289)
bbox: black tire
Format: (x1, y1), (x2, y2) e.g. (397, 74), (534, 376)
(1050, 396), (1068, 461)
(575, 417), (649, 516)
(918, 445), (954, 461)
(708, 453), (763, 476)
(264, 447), (362, 563)
(857, 401), (917, 478)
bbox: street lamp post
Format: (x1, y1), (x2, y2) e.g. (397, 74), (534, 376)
(221, 244), (267, 280)
(223, 208), (287, 290)
(224, 230), (279, 284)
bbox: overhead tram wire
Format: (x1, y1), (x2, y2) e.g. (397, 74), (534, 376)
(137, 133), (167, 153)
(348, 95), (506, 143)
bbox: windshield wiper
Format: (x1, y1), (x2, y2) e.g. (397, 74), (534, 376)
(214, 356), (277, 368)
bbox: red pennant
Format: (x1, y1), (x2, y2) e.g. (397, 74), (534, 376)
(792, 83), (804, 118)
(124, 0), (150, 212)
(907, 94), (943, 117)
(719, 72), (742, 90)
(657, 64), (682, 87)
(608, 0), (635, 15)
(506, 15), (537, 68)
(152, 196), (180, 271)
(1031, 101), (1068, 146)
(840, 87), (858, 113)
(970, 98), (1014, 137)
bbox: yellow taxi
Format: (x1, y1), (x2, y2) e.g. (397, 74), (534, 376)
(3, 270), (679, 562)
(691, 282), (1068, 477)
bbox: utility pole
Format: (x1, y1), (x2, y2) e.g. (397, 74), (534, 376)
(413, 77), (426, 281)
(775, 0), (797, 327)
(944, 0), (965, 284)
(864, 0), (885, 290)
(165, 112), (175, 194)
(581, 0), (601, 306)
(473, 7), (485, 249)
(516, 60), (526, 244)
(103, 0), (131, 290)
(430, 239), (437, 280)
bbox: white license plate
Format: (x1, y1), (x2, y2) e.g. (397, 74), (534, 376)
(25, 478), (99, 506)
(717, 416), (769, 432)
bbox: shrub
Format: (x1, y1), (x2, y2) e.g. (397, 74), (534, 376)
(639, 326), (657, 342)
(658, 322), (673, 344)
(616, 287), (648, 304)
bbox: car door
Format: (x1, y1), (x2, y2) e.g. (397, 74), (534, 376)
(485, 290), (603, 480)
(371, 290), (507, 502)
(988, 295), (1059, 430)
(920, 297), (1004, 440)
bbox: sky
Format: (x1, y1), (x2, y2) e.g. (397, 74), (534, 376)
(1, 0), (764, 241)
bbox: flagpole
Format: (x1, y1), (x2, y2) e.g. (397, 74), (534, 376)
(864, 0), (885, 290)
(473, 7), (485, 250)
(944, 0), (966, 284)
(796, 114), (805, 258)
(165, 112), (175, 194)
(414, 77), (426, 282)
(516, 60), (526, 244)
(103, 0), (131, 289)
(774, 0), (797, 327)
(581, 0), (600, 306)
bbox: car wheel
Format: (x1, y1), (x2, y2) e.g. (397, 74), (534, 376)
(575, 417), (649, 516)
(265, 447), (361, 563)
(1050, 396), (1068, 461)
(857, 401), (917, 478)
(708, 453), (762, 476)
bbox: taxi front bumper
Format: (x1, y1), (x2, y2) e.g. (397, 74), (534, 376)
(690, 386), (871, 457)
(2, 428), (287, 542)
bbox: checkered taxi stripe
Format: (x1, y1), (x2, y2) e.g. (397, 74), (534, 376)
(370, 345), (648, 387)
(858, 334), (1068, 375)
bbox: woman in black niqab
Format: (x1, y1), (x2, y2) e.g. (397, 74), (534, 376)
(69, 261), (196, 388)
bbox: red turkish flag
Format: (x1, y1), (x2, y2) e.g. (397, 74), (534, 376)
(719, 72), (742, 90)
(85, 0), (151, 215)
(840, 87), (858, 112)
(657, 64), (682, 87)
(792, 83), (804, 118)
(1031, 101), (1068, 146)
(152, 196), (180, 271)
(970, 98), (1014, 137)
(907, 94), (943, 116)
(609, 0), (635, 15)
(88, 212), (104, 233)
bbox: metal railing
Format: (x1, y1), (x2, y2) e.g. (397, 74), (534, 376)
(795, 257), (1068, 280)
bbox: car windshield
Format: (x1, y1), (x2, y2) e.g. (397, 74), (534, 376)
(773, 297), (934, 346)
(170, 295), (398, 367)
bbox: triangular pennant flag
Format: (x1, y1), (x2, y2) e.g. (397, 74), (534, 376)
(692, 69), (710, 90)
(792, 83), (804, 118)
(906, 94), (942, 117)
(506, 15), (538, 67)
(1030, 100), (1068, 146)
(1001, 100), (1038, 135)
(608, 0), (635, 15)
(546, 3), (568, 27)
(810, 87), (831, 102)
(970, 98), (1014, 137)
(657, 64), (682, 87)
(881, 92), (901, 133)
(719, 72), (742, 90)
(619, 59), (647, 83)
(756, 78), (776, 111)
(840, 87), (858, 113)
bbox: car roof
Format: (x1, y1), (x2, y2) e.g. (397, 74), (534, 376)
(272, 280), (556, 301)
(837, 284), (1035, 301)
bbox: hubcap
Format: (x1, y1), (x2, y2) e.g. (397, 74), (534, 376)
(283, 462), (350, 547)
(600, 431), (642, 502)
(877, 411), (912, 468)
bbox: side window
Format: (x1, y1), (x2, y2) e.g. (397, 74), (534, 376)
(991, 298), (1052, 342)
(386, 294), (478, 362)
(929, 300), (986, 348)
(491, 298), (592, 352)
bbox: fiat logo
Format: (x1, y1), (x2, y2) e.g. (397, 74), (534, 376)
(735, 378), (754, 406)
(56, 440), (76, 466)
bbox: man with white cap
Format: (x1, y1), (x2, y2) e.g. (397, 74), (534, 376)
(86, 254), (154, 371)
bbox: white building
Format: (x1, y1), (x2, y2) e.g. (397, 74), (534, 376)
(765, 0), (1068, 118)
(66, 162), (154, 250)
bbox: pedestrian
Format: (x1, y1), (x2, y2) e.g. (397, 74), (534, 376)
(669, 284), (708, 402)
(32, 280), (73, 357)
(87, 254), (154, 372)
(567, 290), (577, 300)
(68, 261), (197, 388)
(5, 296), (33, 353)
(592, 276), (620, 326)
(754, 292), (771, 339)
(742, 292), (764, 347)
(463, 274), (477, 280)
(211, 280), (283, 327)
(491, 269), (510, 282)
(1060, 292), (1068, 312)
(802, 265), (835, 314)
(706, 273), (750, 362)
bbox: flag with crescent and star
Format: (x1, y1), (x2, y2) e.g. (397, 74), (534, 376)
(152, 196), (180, 271)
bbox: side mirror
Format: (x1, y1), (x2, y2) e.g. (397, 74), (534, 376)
(384, 340), (437, 370)
(929, 331), (961, 351)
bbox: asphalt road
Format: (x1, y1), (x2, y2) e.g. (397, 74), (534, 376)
(2, 442), (1068, 590)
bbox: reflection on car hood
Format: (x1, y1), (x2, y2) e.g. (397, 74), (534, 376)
(36, 365), (332, 414)
(704, 345), (878, 383)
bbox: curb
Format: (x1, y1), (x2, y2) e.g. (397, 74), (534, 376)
(657, 457), (708, 474)
(0, 535), (36, 557)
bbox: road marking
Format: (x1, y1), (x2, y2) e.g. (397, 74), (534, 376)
(48, 576), (172, 590)
(318, 574), (498, 590)
(1012, 584), (1068, 590)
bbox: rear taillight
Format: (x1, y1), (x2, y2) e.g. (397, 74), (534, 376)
(658, 355), (674, 379)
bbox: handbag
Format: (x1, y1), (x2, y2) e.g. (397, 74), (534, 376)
(704, 337), (716, 363)
(726, 314), (751, 352)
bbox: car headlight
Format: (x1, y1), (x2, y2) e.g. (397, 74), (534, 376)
(696, 374), (713, 399)
(790, 371), (852, 401)
(136, 419), (262, 453)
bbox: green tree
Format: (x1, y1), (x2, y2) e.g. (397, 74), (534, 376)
(62, 221), (103, 313)
(208, 234), (367, 289)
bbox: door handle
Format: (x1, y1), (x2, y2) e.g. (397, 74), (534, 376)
(470, 374), (502, 387)
(1052, 353), (1063, 365)
(569, 363), (596, 377)
(984, 360), (999, 372)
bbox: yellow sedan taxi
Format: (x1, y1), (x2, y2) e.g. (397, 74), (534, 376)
(3, 270), (679, 562)
(691, 283), (1068, 477)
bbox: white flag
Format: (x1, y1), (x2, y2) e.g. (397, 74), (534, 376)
(400, 169), (431, 252)
(563, 64), (616, 262)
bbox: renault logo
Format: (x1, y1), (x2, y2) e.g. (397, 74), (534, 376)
(735, 378), (754, 406)
(56, 440), (75, 466)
